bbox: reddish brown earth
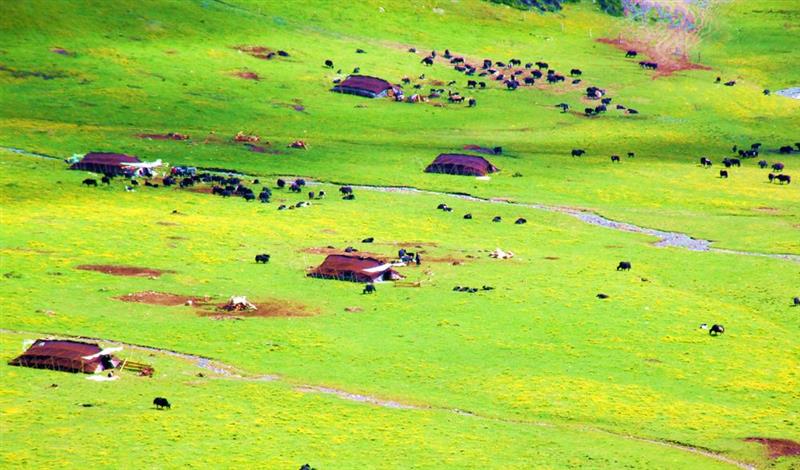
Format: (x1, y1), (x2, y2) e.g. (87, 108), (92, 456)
(77, 265), (174, 277)
(234, 71), (260, 80)
(233, 45), (280, 60)
(204, 299), (316, 318)
(744, 437), (800, 459)
(596, 37), (711, 77)
(115, 291), (210, 306)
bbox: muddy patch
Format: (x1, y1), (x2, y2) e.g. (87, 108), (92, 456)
(596, 37), (710, 77)
(201, 299), (316, 318)
(233, 45), (287, 61)
(744, 437), (800, 459)
(76, 265), (174, 277)
(116, 291), (210, 306)
(233, 71), (261, 81)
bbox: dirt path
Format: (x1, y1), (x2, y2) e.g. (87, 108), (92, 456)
(3, 145), (796, 262)
(1, 328), (757, 469)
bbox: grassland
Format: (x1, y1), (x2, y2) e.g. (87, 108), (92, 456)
(1, 0), (799, 468)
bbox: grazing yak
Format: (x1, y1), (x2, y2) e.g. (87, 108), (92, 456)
(771, 162), (784, 172)
(779, 145), (794, 154)
(776, 174), (791, 184)
(324, 59), (333, 68)
(361, 237), (374, 243)
(709, 324), (725, 336)
(255, 254), (271, 263)
(463, 213), (473, 219)
(758, 160), (768, 168)
(363, 284), (376, 294)
(616, 261), (632, 271)
(719, 170), (728, 178)
(153, 397), (171, 410)
(101, 176), (111, 185)
(82, 178), (98, 187)
(625, 50), (637, 58)
(571, 149), (586, 157)
(700, 157), (712, 168)
(515, 218), (527, 225)
(492, 216), (502, 223)
(793, 297), (800, 306)
(597, 293), (609, 299)
(611, 155), (620, 163)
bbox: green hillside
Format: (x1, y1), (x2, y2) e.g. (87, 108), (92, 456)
(1, 1), (798, 468)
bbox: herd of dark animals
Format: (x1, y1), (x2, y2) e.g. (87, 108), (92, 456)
(326, 47), (650, 116)
(72, 46), (795, 420)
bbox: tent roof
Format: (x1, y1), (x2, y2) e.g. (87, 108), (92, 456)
(426, 153), (499, 175)
(309, 254), (401, 282)
(8, 339), (117, 374)
(79, 152), (142, 166)
(335, 75), (393, 95)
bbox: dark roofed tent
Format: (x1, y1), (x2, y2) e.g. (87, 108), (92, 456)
(70, 152), (142, 176)
(425, 154), (499, 176)
(9, 339), (120, 374)
(331, 75), (394, 98)
(308, 254), (403, 283)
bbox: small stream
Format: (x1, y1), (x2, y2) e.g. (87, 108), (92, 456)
(3, 145), (797, 262)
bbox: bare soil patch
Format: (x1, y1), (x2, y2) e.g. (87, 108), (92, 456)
(234, 71), (261, 80)
(744, 437), (800, 459)
(77, 265), (174, 277)
(202, 299), (316, 318)
(233, 45), (285, 61)
(115, 291), (210, 306)
(596, 37), (710, 78)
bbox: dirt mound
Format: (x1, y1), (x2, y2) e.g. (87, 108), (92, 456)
(597, 37), (710, 77)
(116, 291), (210, 306)
(234, 71), (260, 80)
(202, 299), (315, 318)
(77, 265), (174, 277)
(744, 437), (800, 459)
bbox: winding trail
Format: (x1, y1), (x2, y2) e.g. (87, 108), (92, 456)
(326, 182), (799, 262)
(3, 144), (797, 263)
(1, 328), (755, 469)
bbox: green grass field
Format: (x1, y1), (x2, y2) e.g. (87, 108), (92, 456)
(1, 1), (799, 468)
